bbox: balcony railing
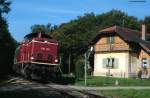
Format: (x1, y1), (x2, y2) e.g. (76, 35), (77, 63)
(95, 43), (130, 52)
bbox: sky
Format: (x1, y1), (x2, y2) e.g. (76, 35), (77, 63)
(7, 0), (150, 41)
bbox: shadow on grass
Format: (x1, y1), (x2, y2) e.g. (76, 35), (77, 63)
(51, 75), (76, 85)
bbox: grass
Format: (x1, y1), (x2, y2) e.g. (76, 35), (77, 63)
(75, 76), (150, 86)
(101, 90), (150, 98)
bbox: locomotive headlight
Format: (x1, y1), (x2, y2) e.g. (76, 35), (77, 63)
(30, 57), (34, 60)
(55, 59), (58, 63)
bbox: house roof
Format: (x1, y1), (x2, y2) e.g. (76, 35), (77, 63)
(91, 25), (150, 54)
(140, 41), (150, 53)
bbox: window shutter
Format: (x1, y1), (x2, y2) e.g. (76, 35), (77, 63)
(109, 58), (112, 68)
(148, 58), (150, 67)
(114, 58), (119, 68)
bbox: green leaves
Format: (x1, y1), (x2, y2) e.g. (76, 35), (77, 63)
(144, 16), (150, 33)
(31, 24), (57, 34)
(0, 0), (11, 15)
(0, 0), (17, 77)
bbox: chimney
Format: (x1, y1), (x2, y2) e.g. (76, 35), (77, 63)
(142, 24), (146, 40)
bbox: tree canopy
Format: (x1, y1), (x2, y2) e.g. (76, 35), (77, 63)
(144, 16), (150, 33)
(31, 24), (58, 34)
(0, 0), (11, 15)
(0, 0), (16, 78)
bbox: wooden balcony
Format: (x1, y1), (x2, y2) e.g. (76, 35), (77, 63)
(95, 43), (130, 52)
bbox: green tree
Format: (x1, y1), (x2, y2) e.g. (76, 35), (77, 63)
(0, 0), (16, 78)
(0, 0), (11, 15)
(144, 16), (150, 34)
(75, 56), (84, 79)
(31, 24), (57, 34)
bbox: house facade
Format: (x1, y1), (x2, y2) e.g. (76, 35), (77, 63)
(92, 25), (150, 78)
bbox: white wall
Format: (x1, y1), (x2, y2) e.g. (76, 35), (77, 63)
(130, 53), (140, 77)
(94, 52), (130, 78)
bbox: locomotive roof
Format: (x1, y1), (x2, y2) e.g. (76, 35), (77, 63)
(24, 33), (52, 39)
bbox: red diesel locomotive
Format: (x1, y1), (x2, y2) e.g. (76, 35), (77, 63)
(13, 33), (60, 80)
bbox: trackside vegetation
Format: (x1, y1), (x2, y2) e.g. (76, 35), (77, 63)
(0, 0), (17, 79)
(75, 76), (150, 86)
(101, 90), (150, 98)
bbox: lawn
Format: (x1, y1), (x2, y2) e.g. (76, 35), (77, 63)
(75, 76), (150, 86)
(101, 90), (150, 98)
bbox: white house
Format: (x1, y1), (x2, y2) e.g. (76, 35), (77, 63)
(91, 25), (150, 78)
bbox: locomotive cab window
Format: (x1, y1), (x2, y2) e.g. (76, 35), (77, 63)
(36, 39), (45, 42)
(14, 46), (20, 63)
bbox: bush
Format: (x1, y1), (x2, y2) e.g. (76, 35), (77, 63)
(75, 57), (85, 79)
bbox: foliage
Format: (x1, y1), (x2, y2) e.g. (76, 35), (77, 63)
(144, 16), (150, 33)
(0, 0), (17, 78)
(75, 76), (150, 86)
(75, 56), (85, 79)
(0, 0), (11, 15)
(31, 24), (58, 34)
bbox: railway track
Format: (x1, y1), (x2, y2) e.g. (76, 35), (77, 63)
(0, 77), (107, 98)
(46, 84), (108, 98)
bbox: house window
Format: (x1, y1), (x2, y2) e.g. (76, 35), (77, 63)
(142, 58), (148, 68)
(103, 58), (118, 68)
(107, 36), (115, 44)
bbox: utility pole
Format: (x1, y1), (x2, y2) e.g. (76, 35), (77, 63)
(122, 15), (125, 27)
(84, 46), (93, 86)
(84, 53), (87, 86)
(68, 54), (71, 73)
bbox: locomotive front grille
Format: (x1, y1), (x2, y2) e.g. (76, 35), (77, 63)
(47, 54), (52, 62)
(35, 53), (53, 63)
(37, 53), (43, 60)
